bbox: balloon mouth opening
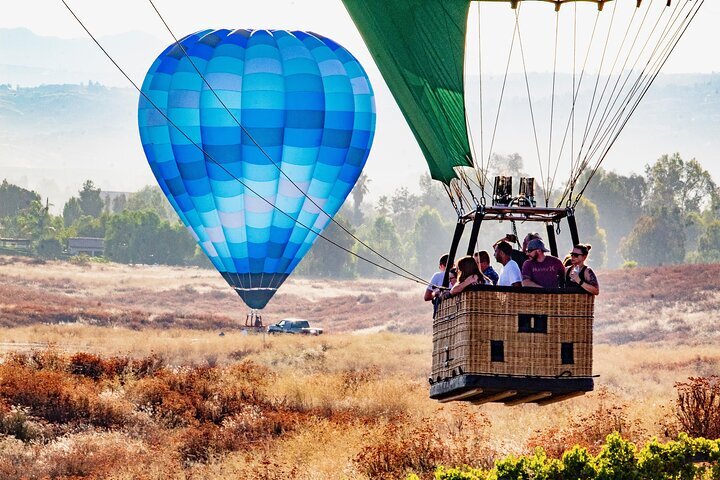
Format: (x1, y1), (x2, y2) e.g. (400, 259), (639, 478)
(221, 272), (288, 310)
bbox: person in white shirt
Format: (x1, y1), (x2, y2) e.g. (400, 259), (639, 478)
(494, 241), (522, 287)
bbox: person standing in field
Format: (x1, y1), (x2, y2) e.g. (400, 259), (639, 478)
(521, 239), (565, 289)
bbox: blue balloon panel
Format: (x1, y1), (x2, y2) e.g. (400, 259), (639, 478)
(138, 29), (376, 309)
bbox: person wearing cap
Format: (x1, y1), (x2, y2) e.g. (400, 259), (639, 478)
(521, 238), (565, 289)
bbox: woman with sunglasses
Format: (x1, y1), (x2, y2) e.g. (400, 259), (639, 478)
(565, 244), (600, 295)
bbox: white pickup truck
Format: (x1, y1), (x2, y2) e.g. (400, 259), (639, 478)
(267, 318), (323, 335)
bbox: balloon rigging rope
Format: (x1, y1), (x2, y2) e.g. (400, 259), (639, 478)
(556, 0), (622, 206)
(574, 5), (639, 178)
(572, 0), (705, 207)
(547, 10), (560, 204)
(59, 0), (432, 288)
(576, 3), (653, 174)
(145, 0), (429, 287)
(476, 2), (486, 198)
(556, 0), (701, 207)
(513, 9), (546, 206)
(581, 0), (686, 167)
(574, 0), (684, 190)
(553, 8), (600, 206)
(484, 3), (520, 186)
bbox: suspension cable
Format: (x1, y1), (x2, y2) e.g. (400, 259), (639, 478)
(514, 7), (546, 205)
(574, 0), (685, 185)
(60, 0), (432, 287)
(443, 183), (462, 217)
(580, 0), (686, 170)
(552, 7), (607, 206)
(577, 2), (658, 168)
(476, 2), (487, 201)
(485, 3), (521, 181)
(573, 0), (704, 207)
(547, 10), (560, 203)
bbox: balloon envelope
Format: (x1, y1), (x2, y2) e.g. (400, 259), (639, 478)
(138, 29), (376, 309)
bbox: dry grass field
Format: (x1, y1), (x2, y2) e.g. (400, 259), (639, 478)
(1, 255), (719, 479)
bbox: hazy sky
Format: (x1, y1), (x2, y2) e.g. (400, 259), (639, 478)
(7, 1), (717, 72)
(2, 0), (719, 200)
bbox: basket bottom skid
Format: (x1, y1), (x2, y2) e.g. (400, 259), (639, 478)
(430, 374), (594, 406)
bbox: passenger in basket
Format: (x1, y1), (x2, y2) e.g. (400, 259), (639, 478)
(494, 241), (522, 287)
(424, 253), (448, 302)
(493, 233), (528, 268)
(565, 244), (600, 295)
(439, 267), (459, 300)
(521, 238), (565, 289)
(448, 267), (458, 287)
(450, 255), (485, 295)
(474, 250), (499, 285)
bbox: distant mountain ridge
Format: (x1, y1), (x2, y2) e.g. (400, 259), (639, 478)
(0, 27), (166, 87)
(0, 28), (718, 214)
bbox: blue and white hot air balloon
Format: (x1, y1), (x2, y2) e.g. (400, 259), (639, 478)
(138, 29), (376, 309)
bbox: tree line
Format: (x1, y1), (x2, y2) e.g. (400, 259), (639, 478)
(0, 151), (716, 275)
(0, 180), (199, 266)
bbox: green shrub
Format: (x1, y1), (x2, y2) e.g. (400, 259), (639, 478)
(432, 433), (720, 480)
(594, 432), (638, 479)
(561, 446), (596, 479)
(433, 465), (487, 479)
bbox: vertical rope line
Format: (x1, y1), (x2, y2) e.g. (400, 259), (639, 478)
(547, 10), (560, 204)
(476, 2), (487, 200)
(576, 3), (649, 168)
(551, 9), (603, 207)
(514, 7), (546, 205)
(581, 0), (691, 173)
(485, 5), (520, 178)
(573, 0), (703, 207)
(573, 2), (620, 176)
(570, 2), (577, 205)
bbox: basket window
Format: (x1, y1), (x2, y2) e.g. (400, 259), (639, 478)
(561, 343), (574, 364)
(518, 314), (548, 333)
(490, 340), (504, 362)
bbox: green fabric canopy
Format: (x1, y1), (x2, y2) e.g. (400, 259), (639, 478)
(342, 0), (614, 184)
(341, 0), (473, 184)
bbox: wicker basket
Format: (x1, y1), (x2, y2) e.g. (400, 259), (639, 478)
(430, 287), (594, 404)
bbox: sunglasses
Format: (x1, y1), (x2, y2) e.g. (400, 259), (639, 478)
(570, 252), (583, 257)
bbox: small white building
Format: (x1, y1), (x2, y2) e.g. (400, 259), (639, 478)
(68, 237), (104, 256)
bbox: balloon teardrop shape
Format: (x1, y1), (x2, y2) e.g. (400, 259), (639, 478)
(138, 29), (376, 309)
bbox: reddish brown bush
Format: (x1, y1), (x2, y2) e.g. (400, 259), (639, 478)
(69, 352), (106, 380)
(353, 411), (494, 479)
(0, 363), (128, 428)
(527, 388), (645, 457)
(354, 418), (445, 479)
(675, 375), (720, 439)
(127, 360), (272, 429)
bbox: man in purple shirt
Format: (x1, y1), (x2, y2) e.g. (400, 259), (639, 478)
(521, 239), (565, 289)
